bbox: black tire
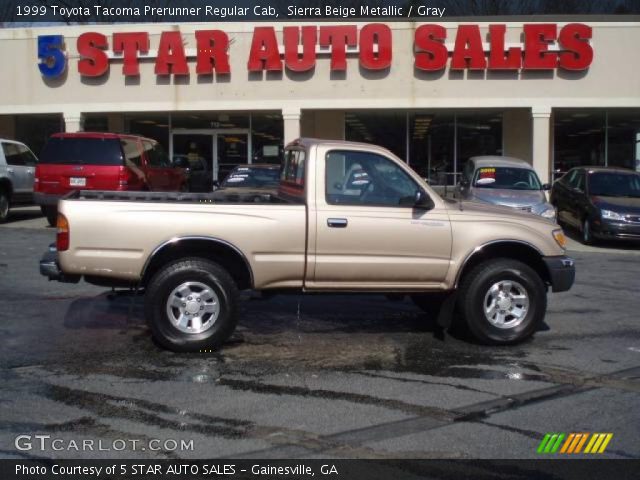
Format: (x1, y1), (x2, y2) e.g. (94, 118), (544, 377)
(0, 190), (9, 223)
(41, 206), (57, 227)
(458, 259), (546, 345)
(582, 218), (594, 245)
(144, 258), (239, 352)
(411, 293), (447, 320)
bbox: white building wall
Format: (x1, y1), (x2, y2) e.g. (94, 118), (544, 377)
(0, 21), (639, 179)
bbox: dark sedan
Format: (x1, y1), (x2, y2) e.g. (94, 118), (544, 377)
(212, 164), (281, 202)
(550, 166), (640, 244)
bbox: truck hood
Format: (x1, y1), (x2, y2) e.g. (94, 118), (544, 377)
(444, 198), (554, 225)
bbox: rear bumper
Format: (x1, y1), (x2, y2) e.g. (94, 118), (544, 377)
(39, 244), (80, 283)
(542, 255), (575, 293)
(33, 192), (62, 206)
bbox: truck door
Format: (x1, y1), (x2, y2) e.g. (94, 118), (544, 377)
(310, 148), (452, 289)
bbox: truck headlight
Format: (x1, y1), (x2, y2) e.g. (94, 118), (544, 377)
(601, 209), (624, 221)
(540, 207), (556, 220)
(552, 229), (567, 249)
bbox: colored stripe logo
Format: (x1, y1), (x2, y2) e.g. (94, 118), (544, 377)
(537, 433), (613, 454)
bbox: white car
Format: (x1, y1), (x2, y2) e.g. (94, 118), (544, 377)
(0, 139), (38, 222)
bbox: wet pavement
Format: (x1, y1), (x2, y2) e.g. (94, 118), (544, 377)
(1, 226), (639, 460)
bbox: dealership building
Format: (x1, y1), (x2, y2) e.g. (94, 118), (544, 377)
(0, 20), (639, 185)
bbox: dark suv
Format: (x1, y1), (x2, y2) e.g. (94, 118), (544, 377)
(35, 132), (187, 225)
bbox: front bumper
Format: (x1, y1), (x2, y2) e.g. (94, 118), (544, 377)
(542, 255), (575, 293)
(40, 244), (80, 283)
(593, 220), (640, 241)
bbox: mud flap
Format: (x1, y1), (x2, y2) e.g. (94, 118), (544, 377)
(437, 291), (458, 329)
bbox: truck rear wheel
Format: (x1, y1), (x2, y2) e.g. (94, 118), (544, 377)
(458, 259), (546, 345)
(144, 258), (239, 352)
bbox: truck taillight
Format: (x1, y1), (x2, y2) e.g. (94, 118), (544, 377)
(56, 214), (70, 251)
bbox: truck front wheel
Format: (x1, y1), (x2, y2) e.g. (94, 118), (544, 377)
(144, 258), (239, 352)
(458, 259), (546, 345)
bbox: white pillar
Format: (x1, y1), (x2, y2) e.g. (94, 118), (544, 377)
(64, 112), (84, 133)
(282, 108), (301, 145)
(531, 106), (552, 184)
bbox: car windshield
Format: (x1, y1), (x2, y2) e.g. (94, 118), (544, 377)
(221, 166), (281, 188)
(588, 171), (640, 197)
(473, 167), (542, 190)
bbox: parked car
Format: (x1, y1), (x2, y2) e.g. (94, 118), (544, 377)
(34, 132), (188, 226)
(550, 166), (640, 244)
(41, 139), (574, 351)
(0, 139), (38, 222)
(212, 164), (281, 202)
(459, 156), (556, 221)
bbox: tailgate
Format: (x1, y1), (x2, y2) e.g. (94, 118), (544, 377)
(36, 164), (122, 194)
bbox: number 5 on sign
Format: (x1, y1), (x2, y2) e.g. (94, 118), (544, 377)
(38, 35), (67, 77)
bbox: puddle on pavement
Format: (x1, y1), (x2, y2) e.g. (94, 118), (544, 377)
(19, 294), (561, 387)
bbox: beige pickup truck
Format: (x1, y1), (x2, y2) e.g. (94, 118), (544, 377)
(41, 138), (575, 351)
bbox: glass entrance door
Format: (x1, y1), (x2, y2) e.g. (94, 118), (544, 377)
(217, 133), (249, 182)
(171, 130), (249, 191)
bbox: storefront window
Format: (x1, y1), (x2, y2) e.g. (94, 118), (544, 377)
(554, 109), (640, 178)
(409, 113), (455, 184)
(83, 115), (108, 132)
(15, 114), (63, 157)
(456, 112), (503, 176)
(125, 113), (170, 151)
(345, 111), (407, 161)
(347, 110), (502, 186)
(251, 112), (284, 164)
(607, 110), (640, 172)
(554, 110), (606, 179)
(171, 112), (249, 130)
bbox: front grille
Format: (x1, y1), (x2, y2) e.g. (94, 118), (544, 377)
(626, 215), (640, 224)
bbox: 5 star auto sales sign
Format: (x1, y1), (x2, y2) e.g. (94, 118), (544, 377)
(37, 23), (593, 79)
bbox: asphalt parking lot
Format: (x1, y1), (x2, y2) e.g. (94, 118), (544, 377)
(1, 206), (639, 461)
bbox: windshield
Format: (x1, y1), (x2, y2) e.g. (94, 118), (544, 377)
(221, 166), (281, 188)
(473, 167), (542, 190)
(588, 171), (640, 197)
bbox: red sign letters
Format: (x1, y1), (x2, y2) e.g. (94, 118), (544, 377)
(72, 23), (593, 78)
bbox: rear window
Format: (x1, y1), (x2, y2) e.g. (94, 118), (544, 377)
(39, 137), (124, 165)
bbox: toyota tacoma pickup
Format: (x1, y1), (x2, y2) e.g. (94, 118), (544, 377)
(40, 138), (575, 351)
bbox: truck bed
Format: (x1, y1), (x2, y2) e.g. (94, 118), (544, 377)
(68, 189), (292, 204)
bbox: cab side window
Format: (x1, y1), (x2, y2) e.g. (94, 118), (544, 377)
(325, 150), (420, 207)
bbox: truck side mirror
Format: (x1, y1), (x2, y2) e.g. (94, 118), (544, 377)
(414, 190), (435, 210)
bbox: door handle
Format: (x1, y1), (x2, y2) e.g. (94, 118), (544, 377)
(327, 218), (348, 228)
